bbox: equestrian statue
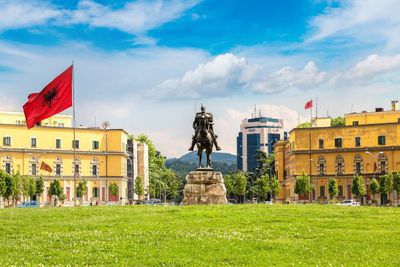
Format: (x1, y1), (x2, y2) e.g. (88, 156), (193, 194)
(189, 105), (221, 169)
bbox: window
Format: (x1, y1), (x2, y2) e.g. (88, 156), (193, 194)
(72, 140), (79, 149)
(334, 138), (342, 148)
(318, 156), (327, 175)
(336, 155), (344, 175)
(5, 163), (11, 174)
(92, 165), (98, 176)
(378, 136), (386, 145)
(380, 162), (386, 174)
(338, 185), (343, 197)
(32, 164), (37, 176)
(355, 137), (361, 147)
(3, 136), (11, 146)
(92, 141), (99, 150)
(355, 162), (362, 174)
(337, 163), (343, 174)
(56, 164), (61, 175)
(319, 163), (325, 175)
(320, 186), (325, 197)
(93, 187), (99, 198)
(56, 139), (61, 149)
(319, 139), (324, 149)
(31, 137), (37, 148)
(74, 164), (80, 175)
(352, 121), (359, 126)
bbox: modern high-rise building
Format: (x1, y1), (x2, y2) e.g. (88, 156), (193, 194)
(237, 114), (284, 172)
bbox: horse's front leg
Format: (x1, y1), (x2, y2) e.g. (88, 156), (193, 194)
(207, 151), (212, 168)
(198, 149), (202, 168)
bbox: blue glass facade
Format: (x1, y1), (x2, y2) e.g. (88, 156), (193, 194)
(236, 132), (243, 170)
(246, 133), (260, 172)
(268, 133), (281, 154)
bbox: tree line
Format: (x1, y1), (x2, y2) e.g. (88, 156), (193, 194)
(294, 172), (400, 205)
(224, 151), (280, 203)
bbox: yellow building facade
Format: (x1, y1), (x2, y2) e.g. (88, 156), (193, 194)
(275, 104), (400, 204)
(0, 112), (149, 206)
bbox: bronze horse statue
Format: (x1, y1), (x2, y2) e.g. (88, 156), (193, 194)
(189, 105), (221, 169)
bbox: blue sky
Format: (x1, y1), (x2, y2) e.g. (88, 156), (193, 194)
(1, 0), (400, 157)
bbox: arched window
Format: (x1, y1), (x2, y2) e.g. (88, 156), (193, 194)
(29, 156), (39, 176)
(335, 155), (345, 175)
(72, 157), (81, 177)
(90, 157), (99, 176)
(354, 154), (363, 175)
(3, 155), (13, 174)
(54, 156), (63, 176)
(317, 156), (327, 175)
(378, 153), (388, 174)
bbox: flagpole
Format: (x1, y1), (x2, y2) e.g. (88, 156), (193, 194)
(72, 61), (77, 207)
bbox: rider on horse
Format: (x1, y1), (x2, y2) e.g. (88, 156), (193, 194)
(188, 105), (221, 151)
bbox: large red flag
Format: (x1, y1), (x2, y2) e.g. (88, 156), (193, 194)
(23, 66), (73, 128)
(304, 99), (313, 110)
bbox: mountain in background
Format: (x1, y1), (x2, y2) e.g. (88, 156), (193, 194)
(172, 151), (237, 164)
(166, 152), (237, 177)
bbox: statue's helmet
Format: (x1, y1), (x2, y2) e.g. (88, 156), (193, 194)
(201, 104), (206, 112)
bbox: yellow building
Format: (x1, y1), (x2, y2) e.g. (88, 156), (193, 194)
(0, 111), (149, 206)
(275, 102), (400, 205)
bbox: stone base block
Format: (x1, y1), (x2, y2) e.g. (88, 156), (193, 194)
(182, 171), (228, 205)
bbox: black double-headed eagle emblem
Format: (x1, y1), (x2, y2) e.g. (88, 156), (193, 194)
(43, 86), (58, 108)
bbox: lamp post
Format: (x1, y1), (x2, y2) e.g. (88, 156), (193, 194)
(310, 158), (317, 202)
(365, 151), (384, 205)
(365, 151), (384, 179)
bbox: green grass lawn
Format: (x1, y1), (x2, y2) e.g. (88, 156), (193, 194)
(0, 204), (399, 266)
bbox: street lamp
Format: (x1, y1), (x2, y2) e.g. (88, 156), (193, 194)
(310, 158), (317, 202)
(365, 151), (384, 179)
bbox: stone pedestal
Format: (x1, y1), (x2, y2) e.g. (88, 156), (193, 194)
(182, 171), (228, 205)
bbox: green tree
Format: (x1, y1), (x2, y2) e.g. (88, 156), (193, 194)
(49, 180), (63, 199)
(76, 180), (88, 199)
(369, 178), (380, 205)
(331, 117), (345, 127)
(380, 173), (393, 205)
(256, 174), (270, 201)
(134, 177), (145, 202)
(234, 172), (247, 203)
(134, 134), (181, 203)
(22, 176), (36, 202)
(392, 172), (400, 206)
(328, 178), (338, 202)
(3, 172), (14, 207)
(269, 176), (281, 200)
(352, 175), (365, 203)
(0, 171), (7, 207)
(297, 122), (312, 128)
(12, 172), (23, 207)
(35, 175), (44, 206)
(224, 174), (234, 197)
(109, 183), (119, 199)
(295, 172), (311, 204)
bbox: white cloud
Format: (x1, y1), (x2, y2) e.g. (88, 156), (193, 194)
(252, 61), (327, 94)
(66, 0), (199, 35)
(149, 53), (259, 99)
(309, 0), (400, 49)
(151, 54), (327, 99)
(0, 0), (199, 38)
(343, 54), (400, 80)
(0, 0), (60, 31)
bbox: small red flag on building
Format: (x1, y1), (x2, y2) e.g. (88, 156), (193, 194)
(40, 161), (52, 173)
(304, 99), (313, 110)
(23, 65), (73, 129)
